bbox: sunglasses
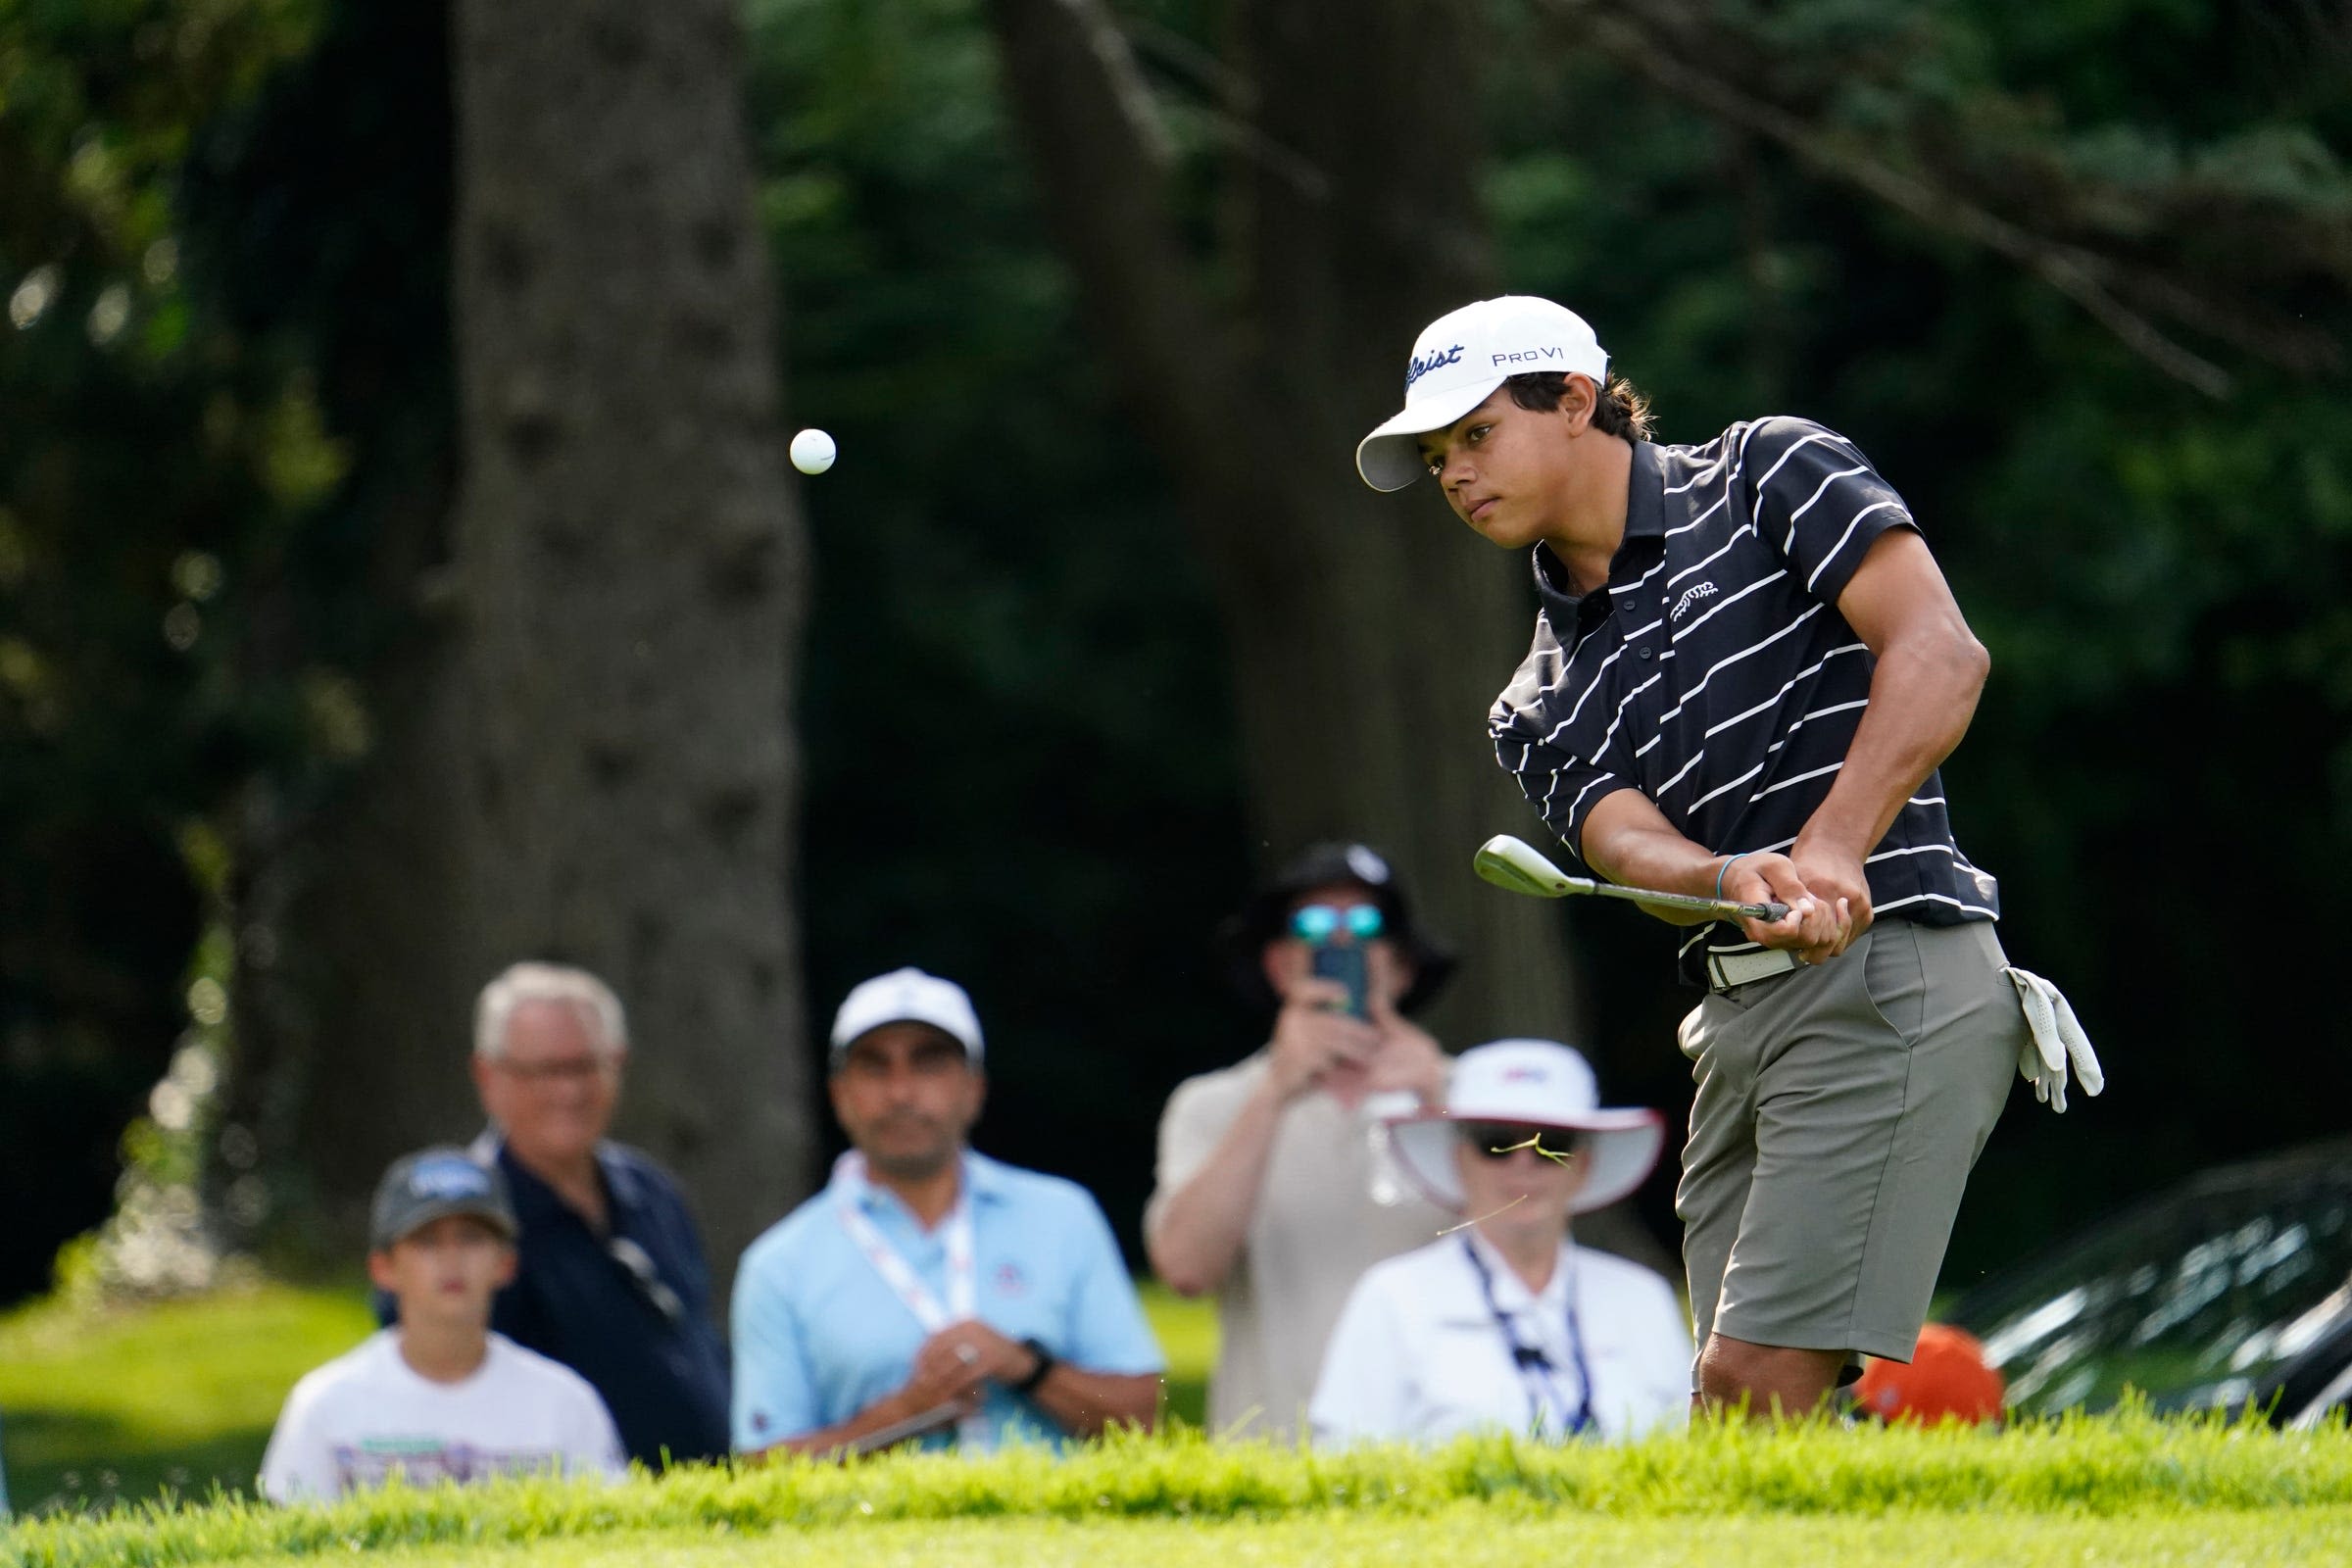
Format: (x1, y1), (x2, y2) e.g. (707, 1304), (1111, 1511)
(1290, 903), (1385, 943)
(1459, 1121), (1581, 1162)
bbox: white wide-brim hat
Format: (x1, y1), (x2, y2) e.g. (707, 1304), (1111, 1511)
(1389, 1039), (1663, 1214)
(1354, 295), (1609, 492)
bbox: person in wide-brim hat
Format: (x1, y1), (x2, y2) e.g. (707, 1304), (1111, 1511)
(1307, 1040), (1690, 1448)
(1386, 1038), (1664, 1215)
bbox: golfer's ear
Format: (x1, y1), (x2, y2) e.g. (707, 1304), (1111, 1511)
(1568, 374), (1607, 432)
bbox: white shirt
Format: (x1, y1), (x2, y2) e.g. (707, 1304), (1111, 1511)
(1308, 1232), (1691, 1446)
(260, 1331), (626, 1502)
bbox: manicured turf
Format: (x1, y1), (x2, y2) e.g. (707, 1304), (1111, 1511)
(6, 1411), (2351, 1566)
(0, 1282), (378, 1514)
(54, 1505), (2352, 1568)
(7, 1278), (2349, 1567)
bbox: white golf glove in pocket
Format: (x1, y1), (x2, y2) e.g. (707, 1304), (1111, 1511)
(2002, 966), (2103, 1114)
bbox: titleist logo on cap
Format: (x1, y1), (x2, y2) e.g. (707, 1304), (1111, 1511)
(1405, 343), (1466, 391)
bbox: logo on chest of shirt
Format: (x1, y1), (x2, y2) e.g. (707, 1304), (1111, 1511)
(992, 1262), (1027, 1297)
(1669, 581), (1719, 622)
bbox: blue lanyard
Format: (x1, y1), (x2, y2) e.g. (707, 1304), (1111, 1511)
(1460, 1236), (1596, 1439)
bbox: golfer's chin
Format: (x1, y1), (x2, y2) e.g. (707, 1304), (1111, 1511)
(1460, 500), (1535, 551)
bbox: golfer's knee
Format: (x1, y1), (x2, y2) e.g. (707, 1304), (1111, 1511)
(1696, 1334), (1842, 1416)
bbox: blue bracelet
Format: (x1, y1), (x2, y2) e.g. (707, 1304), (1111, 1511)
(1715, 853), (1752, 901)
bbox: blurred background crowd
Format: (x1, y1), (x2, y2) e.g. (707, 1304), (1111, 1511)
(1, 0), (2347, 1434)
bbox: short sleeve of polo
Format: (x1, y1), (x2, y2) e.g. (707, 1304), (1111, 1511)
(729, 1240), (820, 1450)
(1488, 633), (1640, 873)
(1740, 416), (1917, 606)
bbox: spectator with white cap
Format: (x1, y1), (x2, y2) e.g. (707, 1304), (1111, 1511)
(731, 968), (1164, 1458)
(1308, 1040), (1690, 1446)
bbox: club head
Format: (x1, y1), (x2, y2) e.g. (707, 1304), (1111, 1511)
(1472, 835), (1577, 898)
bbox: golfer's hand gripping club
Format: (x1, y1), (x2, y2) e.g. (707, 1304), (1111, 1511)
(1472, 835), (1789, 924)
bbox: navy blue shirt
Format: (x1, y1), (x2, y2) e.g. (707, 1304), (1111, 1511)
(1489, 418), (1999, 985)
(487, 1139), (732, 1467)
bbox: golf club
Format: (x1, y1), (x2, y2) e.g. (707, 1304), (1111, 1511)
(1473, 834), (1789, 923)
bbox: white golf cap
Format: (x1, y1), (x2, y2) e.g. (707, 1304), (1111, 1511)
(1388, 1039), (1662, 1214)
(828, 967), (984, 1067)
(1354, 295), (1610, 492)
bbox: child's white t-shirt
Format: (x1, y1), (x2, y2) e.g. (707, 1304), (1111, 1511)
(259, 1329), (626, 1502)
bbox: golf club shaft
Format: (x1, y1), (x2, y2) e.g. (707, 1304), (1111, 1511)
(1566, 876), (1787, 923)
(1473, 835), (1789, 923)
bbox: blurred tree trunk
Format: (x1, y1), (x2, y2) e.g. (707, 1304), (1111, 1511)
(989, 0), (1588, 1062)
(241, 0), (813, 1284)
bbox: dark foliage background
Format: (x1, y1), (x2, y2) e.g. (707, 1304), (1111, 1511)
(2, 0), (2343, 1300)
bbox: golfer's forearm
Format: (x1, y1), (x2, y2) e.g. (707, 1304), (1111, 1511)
(1146, 1082), (1284, 1294)
(1581, 798), (1731, 925)
(1802, 625), (1987, 859)
(1029, 1369), (1161, 1439)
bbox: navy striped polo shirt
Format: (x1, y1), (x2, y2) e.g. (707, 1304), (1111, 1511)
(1487, 416), (1998, 985)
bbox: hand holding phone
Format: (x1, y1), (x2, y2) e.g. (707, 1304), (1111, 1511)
(1309, 941), (1369, 1019)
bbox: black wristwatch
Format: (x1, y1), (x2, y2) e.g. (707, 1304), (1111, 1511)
(1009, 1337), (1055, 1395)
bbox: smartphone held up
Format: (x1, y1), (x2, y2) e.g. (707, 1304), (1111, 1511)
(1293, 899), (1383, 1018)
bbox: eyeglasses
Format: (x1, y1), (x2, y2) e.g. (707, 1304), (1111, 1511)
(1290, 903), (1385, 943)
(493, 1054), (614, 1086)
(1459, 1121), (1581, 1162)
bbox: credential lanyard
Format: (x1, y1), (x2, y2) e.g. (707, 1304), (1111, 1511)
(836, 1153), (993, 1451)
(1460, 1235), (1596, 1440)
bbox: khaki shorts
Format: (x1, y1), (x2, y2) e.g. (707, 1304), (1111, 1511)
(1676, 918), (2020, 1366)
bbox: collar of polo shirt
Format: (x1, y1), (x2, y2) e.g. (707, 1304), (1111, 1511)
(1532, 443), (1669, 630)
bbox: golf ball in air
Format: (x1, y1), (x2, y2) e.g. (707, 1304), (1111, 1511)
(790, 428), (836, 475)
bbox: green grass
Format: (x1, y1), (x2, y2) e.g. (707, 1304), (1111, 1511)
(8, 1278), (2350, 1567)
(0, 1282), (378, 1515)
(0, 1278), (1217, 1518)
(1142, 1283), (1216, 1427)
(6, 1414), (2351, 1566)
(174, 1507), (2352, 1568)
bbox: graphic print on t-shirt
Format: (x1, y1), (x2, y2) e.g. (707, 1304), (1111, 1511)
(334, 1437), (564, 1492)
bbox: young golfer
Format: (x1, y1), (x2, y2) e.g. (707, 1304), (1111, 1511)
(1354, 296), (2099, 1417)
(260, 1149), (625, 1501)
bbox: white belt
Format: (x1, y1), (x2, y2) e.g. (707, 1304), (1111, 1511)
(1706, 946), (1799, 993)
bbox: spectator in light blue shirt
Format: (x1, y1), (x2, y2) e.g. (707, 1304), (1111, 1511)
(732, 968), (1163, 1458)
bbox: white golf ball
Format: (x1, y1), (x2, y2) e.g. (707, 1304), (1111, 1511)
(789, 427), (836, 475)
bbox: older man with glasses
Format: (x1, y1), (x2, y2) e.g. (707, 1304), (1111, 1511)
(462, 961), (731, 1468)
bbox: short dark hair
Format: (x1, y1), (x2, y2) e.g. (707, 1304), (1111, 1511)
(1504, 370), (1654, 443)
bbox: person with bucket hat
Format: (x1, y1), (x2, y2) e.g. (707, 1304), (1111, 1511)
(1147, 843), (1459, 1441)
(1308, 1041), (1690, 1446)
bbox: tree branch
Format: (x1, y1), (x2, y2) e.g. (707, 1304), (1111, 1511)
(1544, 0), (2249, 398)
(986, 0), (1265, 488)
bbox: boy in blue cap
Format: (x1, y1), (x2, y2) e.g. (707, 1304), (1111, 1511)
(260, 1148), (625, 1501)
